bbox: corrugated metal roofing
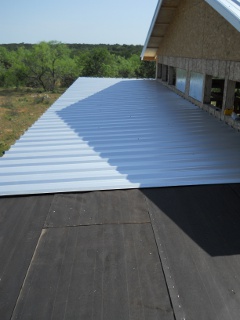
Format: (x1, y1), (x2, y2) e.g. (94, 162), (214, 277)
(1, 77), (240, 196)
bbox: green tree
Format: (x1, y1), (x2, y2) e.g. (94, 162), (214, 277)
(0, 43), (156, 89)
(0, 47), (16, 87)
(81, 48), (116, 78)
(21, 41), (77, 91)
(115, 56), (135, 78)
(136, 60), (156, 78)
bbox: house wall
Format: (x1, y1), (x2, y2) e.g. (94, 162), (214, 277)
(158, 0), (240, 61)
(155, 0), (240, 130)
(157, 56), (240, 82)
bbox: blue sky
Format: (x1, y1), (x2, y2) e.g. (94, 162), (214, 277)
(0, 0), (158, 45)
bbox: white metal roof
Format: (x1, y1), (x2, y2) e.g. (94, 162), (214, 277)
(1, 77), (240, 196)
(141, 0), (240, 60)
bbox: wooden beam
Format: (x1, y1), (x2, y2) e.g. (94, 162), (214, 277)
(203, 75), (212, 104)
(143, 56), (157, 61)
(222, 80), (236, 112)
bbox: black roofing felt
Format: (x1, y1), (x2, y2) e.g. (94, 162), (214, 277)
(1, 185), (240, 319)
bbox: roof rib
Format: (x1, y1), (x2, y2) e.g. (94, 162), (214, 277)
(1, 77), (240, 196)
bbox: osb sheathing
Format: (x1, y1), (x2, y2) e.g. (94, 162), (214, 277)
(158, 0), (240, 61)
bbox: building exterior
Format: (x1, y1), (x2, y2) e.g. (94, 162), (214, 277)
(141, 0), (240, 129)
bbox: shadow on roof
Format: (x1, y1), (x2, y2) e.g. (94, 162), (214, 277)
(141, 184), (240, 257)
(56, 79), (240, 189)
(55, 79), (240, 256)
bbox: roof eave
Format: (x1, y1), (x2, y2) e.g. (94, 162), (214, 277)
(141, 0), (163, 60)
(142, 56), (157, 61)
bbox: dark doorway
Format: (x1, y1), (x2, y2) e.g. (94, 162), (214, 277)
(157, 63), (162, 79)
(210, 78), (225, 109)
(168, 66), (176, 86)
(234, 81), (240, 113)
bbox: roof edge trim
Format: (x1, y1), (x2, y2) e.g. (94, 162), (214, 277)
(205, 0), (240, 32)
(140, 0), (163, 60)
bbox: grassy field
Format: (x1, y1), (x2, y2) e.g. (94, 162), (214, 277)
(0, 87), (65, 156)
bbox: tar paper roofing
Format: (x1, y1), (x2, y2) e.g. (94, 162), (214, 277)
(141, 0), (240, 60)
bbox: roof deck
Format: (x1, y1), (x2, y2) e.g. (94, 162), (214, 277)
(1, 184), (240, 319)
(1, 78), (240, 319)
(1, 78), (240, 196)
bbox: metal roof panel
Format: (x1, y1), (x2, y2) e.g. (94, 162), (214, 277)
(1, 77), (240, 196)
